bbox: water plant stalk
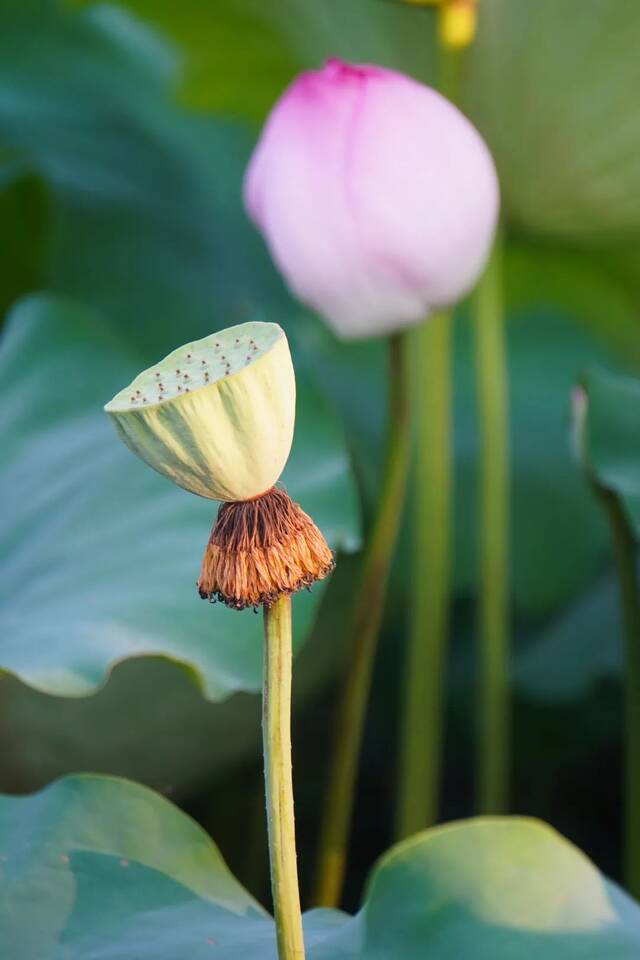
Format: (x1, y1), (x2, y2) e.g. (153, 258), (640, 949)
(473, 237), (510, 813)
(394, 20), (478, 839)
(263, 596), (306, 959)
(313, 332), (411, 907)
(396, 310), (453, 837)
(598, 489), (640, 899)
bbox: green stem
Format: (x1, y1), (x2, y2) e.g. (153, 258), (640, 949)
(396, 311), (453, 838)
(313, 332), (411, 907)
(438, 38), (464, 104)
(263, 597), (306, 960)
(393, 5), (467, 841)
(598, 488), (640, 899)
(473, 238), (510, 814)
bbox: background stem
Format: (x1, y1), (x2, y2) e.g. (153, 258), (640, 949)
(473, 238), (510, 813)
(598, 489), (640, 899)
(263, 597), (306, 960)
(313, 332), (411, 907)
(396, 311), (453, 837)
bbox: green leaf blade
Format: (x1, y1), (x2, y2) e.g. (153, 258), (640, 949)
(581, 368), (640, 537)
(0, 294), (359, 700)
(2, 776), (640, 958)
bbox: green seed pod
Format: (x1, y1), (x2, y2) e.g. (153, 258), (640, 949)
(104, 322), (295, 502)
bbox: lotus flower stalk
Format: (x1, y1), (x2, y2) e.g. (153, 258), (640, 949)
(105, 321), (331, 960)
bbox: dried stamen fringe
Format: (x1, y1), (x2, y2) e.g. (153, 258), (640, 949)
(198, 487), (335, 610)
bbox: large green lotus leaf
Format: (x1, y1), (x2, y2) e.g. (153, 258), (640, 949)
(2, 774), (640, 959)
(507, 240), (640, 369)
(360, 819), (640, 959)
(71, 0), (300, 120)
(0, 295), (358, 699)
(0, 0), (290, 356)
(0, 659), (263, 795)
(465, 0), (640, 242)
(581, 368), (640, 536)
(0, 564), (352, 795)
(0, 774), (269, 959)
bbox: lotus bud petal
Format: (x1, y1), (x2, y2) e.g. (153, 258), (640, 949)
(244, 59), (499, 340)
(104, 322), (295, 502)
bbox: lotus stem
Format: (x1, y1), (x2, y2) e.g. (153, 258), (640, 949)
(313, 332), (411, 907)
(263, 596), (306, 959)
(473, 236), (510, 813)
(396, 310), (453, 837)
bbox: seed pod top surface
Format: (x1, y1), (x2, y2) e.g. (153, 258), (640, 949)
(105, 321), (295, 502)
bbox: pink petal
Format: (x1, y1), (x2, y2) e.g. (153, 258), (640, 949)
(244, 60), (499, 340)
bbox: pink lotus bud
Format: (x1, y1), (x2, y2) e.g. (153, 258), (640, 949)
(244, 59), (499, 340)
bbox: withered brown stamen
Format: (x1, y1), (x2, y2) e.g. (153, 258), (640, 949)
(197, 487), (334, 610)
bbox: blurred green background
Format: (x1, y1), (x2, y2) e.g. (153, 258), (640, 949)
(1, 0), (639, 912)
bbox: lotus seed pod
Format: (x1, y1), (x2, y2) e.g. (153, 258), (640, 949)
(104, 322), (295, 502)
